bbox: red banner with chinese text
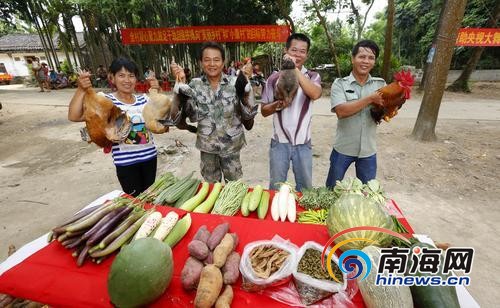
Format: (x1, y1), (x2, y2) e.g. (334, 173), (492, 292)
(121, 25), (290, 45)
(456, 28), (500, 46)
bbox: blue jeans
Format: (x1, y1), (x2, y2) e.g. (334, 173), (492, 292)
(269, 139), (312, 192)
(325, 149), (376, 188)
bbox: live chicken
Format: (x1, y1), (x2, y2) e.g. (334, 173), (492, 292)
(83, 87), (131, 148)
(371, 70), (415, 124)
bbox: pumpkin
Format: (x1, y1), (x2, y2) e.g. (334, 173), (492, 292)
(357, 246), (414, 308)
(326, 193), (394, 250)
(108, 238), (173, 307)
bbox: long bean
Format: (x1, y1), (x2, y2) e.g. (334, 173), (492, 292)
(211, 179), (248, 216)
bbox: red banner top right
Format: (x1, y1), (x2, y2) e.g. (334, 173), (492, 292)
(456, 28), (500, 46)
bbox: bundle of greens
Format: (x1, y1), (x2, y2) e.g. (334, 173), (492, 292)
(299, 187), (337, 210)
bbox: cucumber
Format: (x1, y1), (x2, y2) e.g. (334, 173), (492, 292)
(240, 191), (252, 217)
(248, 185), (263, 211)
(257, 191), (270, 219)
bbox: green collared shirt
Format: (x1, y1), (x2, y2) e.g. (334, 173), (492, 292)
(330, 72), (386, 157)
(184, 74), (257, 155)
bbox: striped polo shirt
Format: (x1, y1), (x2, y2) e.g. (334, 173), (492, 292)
(261, 67), (321, 145)
(101, 93), (157, 166)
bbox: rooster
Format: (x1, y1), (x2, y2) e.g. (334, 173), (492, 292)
(83, 88), (131, 148)
(274, 57), (299, 106)
(371, 70), (415, 124)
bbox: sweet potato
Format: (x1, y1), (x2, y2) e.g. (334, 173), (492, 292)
(230, 233), (239, 249)
(193, 225), (211, 244)
(188, 239), (209, 260)
(207, 223), (229, 250)
(204, 251), (213, 265)
(213, 233), (235, 268)
(215, 285), (233, 308)
(194, 264), (223, 308)
(222, 251), (241, 285)
(181, 257), (204, 290)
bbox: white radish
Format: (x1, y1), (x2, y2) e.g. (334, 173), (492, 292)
(287, 193), (296, 223)
(133, 211), (163, 240)
(278, 184), (290, 222)
(153, 211), (179, 241)
(271, 194), (280, 221)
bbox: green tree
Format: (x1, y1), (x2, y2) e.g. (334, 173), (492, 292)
(412, 0), (467, 141)
(447, 1), (500, 92)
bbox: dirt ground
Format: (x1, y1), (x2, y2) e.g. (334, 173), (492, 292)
(0, 82), (499, 306)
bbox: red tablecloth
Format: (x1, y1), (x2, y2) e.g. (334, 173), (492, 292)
(0, 193), (413, 307)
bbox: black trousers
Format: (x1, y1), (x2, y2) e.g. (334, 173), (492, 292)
(115, 157), (157, 197)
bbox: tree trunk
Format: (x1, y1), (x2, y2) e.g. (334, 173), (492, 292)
(412, 0), (467, 141)
(35, 2), (59, 69)
(447, 1), (500, 92)
(311, 0), (342, 77)
(419, 1), (447, 91)
(381, 0), (394, 81)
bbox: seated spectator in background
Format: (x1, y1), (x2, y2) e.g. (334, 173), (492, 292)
(144, 67), (154, 80)
(68, 72), (78, 88)
(55, 73), (69, 89)
(96, 64), (108, 88)
(49, 70), (58, 89)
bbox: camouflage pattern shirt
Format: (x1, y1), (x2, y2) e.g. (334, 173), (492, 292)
(182, 74), (258, 155)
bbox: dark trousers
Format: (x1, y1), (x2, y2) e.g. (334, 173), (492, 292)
(325, 149), (377, 188)
(115, 157), (157, 197)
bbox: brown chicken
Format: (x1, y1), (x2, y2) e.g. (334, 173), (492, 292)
(143, 88), (174, 134)
(274, 58), (299, 106)
(371, 70), (415, 124)
(83, 88), (131, 148)
(143, 85), (197, 134)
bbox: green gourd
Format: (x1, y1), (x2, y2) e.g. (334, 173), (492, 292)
(108, 238), (173, 307)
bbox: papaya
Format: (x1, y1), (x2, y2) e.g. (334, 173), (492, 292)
(108, 238), (173, 307)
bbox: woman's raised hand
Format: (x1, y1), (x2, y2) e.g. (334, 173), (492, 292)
(77, 71), (92, 90)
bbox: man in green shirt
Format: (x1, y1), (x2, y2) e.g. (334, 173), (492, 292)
(326, 40), (386, 188)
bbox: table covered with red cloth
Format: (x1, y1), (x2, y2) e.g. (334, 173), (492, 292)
(0, 192), (414, 307)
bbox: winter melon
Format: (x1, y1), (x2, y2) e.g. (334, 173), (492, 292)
(108, 237), (173, 307)
(326, 193), (394, 250)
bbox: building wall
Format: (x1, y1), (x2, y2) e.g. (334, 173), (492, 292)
(0, 52), (81, 77)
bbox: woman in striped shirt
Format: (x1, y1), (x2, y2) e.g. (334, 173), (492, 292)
(68, 58), (157, 196)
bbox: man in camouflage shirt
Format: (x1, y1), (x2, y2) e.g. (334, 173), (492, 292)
(171, 41), (258, 182)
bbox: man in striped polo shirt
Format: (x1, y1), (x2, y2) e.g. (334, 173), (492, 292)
(261, 33), (322, 192)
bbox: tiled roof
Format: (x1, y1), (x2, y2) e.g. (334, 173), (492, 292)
(0, 32), (86, 52)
